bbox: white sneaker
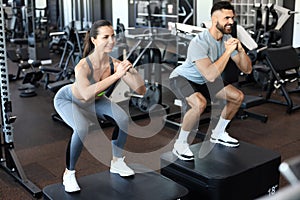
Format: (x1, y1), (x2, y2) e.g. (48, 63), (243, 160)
(63, 169), (81, 193)
(172, 140), (194, 161)
(110, 157), (135, 177)
(210, 130), (239, 147)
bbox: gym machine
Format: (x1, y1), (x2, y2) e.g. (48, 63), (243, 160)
(246, 5), (300, 100)
(263, 45), (300, 114)
(26, 0), (50, 61)
(134, 0), (178, 28)
(0, 2), (42, 197)
(178, 0), (195, 25)
(134, 0), (195, 28)
(58, 0), (93, 31)
(249, 4), (298, 47)
(3, 0), (27, 40)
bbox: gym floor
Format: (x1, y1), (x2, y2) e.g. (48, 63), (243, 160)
(1, 49), (300, 200)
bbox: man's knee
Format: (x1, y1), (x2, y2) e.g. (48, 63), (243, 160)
(186, 93), (207, 113)
(234, 89), (244, 105)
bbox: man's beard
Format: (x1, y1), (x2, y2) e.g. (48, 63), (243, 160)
(216, 21), (232, 34)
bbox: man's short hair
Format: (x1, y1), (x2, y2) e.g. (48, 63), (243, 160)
(210, 1), (235, 16)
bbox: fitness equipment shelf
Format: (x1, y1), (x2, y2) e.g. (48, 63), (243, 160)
(0, 2), (42, 197)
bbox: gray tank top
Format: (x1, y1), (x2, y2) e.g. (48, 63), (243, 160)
(85, 56), (114, 84)
(85, 56), (117, 97)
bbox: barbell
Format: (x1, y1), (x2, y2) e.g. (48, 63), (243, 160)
(128, 82), (160, 113)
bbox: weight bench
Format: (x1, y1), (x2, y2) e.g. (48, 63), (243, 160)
(19, 60), (44, 97)
(264, 45), (300, 113)
(6, 46), (44, 97)
(237, 95), (268, 123)
(39, 40), (75, 89)
(7, 38), (30, 81)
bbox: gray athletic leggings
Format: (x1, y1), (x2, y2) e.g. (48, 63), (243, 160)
(54, 84), (129, 170)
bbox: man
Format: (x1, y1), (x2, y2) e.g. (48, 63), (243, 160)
(169, 1), (252, 161)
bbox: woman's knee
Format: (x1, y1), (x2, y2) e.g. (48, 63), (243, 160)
(72, 121), (91, 139)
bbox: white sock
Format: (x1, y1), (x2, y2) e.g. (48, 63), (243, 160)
(214, 117), (230, 134)
(177, 129), (190, 142)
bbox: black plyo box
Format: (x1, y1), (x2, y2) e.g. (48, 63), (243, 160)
(160, 141), (281, 200)
(43, 164), (188, 200)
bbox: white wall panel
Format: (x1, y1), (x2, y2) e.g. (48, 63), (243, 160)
(112, 0), (129, 29)
(293, 0), (300, 48)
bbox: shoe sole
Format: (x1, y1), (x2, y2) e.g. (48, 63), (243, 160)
(110, 168), (135, 177)
(172, 149), (194, 161)
(210, 138), (239, 147)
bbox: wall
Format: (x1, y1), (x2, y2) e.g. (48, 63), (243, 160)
(112, 0), (129, 28)
(292, 0), (300, 47)
(196, 1), (213, 25)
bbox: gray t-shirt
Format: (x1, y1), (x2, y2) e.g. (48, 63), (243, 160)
(170, 29), (238, 84)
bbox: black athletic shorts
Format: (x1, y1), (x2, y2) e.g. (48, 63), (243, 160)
(169, 75), (228, 112)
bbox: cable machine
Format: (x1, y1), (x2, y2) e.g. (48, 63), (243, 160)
(0, 1), (42, 197)
(58, 0), (93, 31)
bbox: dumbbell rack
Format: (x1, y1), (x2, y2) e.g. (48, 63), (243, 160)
(0, 2), (42, 197)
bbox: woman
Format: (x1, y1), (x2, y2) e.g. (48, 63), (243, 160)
(54, 20), (146, 193)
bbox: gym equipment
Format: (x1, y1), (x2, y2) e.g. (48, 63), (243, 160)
(3, 1), (27, 39)
(18, 60), (44, 97)
(39, 40), (75, 90)
(0, 2), (42, 197)
(274, 5), (299, 31)
(247, 46), (268, 63)
(279, 155), (300, 185)
(6, 38), (29, 81)
(249, 4), (298, 47)
(26, 0), (50, 61)
(178, 0), (194, 25)
(41, 23), (86, 92)
(128, 82), (160, 113)
(7, 38), (44, 97)
(264, 45), (300, 113)
(49, 24), (86, 62)
(247, 46), (273, 92)
(43, 164), (188, 199)
(48, 31), (68, 54)
(134, 0), (179, 28)
(161, 141), (281, 200)
(58, 0), (93, 31)
(98, 78), (161, 114)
